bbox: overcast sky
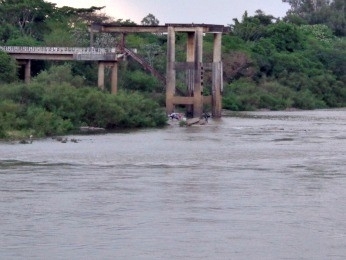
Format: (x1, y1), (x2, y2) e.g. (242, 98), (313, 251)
(51, 0), (290, 26)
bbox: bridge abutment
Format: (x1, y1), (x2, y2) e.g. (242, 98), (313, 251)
(17, 59), (31, 84)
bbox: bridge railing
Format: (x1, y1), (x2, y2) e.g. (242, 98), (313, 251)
(0, 46), (117, 54)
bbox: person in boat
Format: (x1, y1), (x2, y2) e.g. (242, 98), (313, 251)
(202, 112), (211, 122)
(168, 112), (182, 120)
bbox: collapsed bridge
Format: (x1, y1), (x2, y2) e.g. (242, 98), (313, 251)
(91, 23), (226, 118)
(1, 23), (226, 118)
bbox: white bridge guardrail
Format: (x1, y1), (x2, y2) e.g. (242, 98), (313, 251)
(0, 46), (120, 60)
(0, 46), (117, 54)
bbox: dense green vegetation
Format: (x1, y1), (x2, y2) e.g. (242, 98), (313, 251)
(0, 0), (345, 138)
(222, 8), (345, 111)
(0, 64), (167, 139)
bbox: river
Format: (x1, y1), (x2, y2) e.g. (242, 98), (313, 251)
(1, 109), (346, 259)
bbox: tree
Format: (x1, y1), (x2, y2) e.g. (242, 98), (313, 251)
(328, 0), (346, 36)
(141, 43), (162, 66)
(47, 6), (113, 47)
(283, 0), (330, 14)
(54, 5), (111, 25)
(43, 20), (76, 47)
(0, 51), (17, 83)
(0, 24), (20, 44)
(283, 0), (346, 36)
(266, 22), (304, 52)
(141, 13), (159, 26)
(0, 0), (55, 41)
(6, 35), (40, 46)
(231, 11), (276, 41)
(223, 51), (255, 82)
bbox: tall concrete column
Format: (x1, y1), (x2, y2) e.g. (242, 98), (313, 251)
(187, 32), (195, 62)
(24, 60), (31, 84)
(111, 62), (118, 94)
(213, 33), (222, 62)
(212, 32), (222, 117)
(186, 32), (195, 115)
(193, 27), (204, 118)
(166, 26), (176, 115)
(98, 61), (105, 90)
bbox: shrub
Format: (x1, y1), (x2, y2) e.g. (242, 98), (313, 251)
(122, 70), (160, 92)
(0, 100), (23, 130)
(0, 124), (6, 138)
(223, 80), (297, 111)
(223, 94), (241, 111)
(293, 90), (326, 109)
(0, 51), (17, 83)
(34, 63), (84, 87)
(25, 106), (73, 137)
(223, 80), (260, 111)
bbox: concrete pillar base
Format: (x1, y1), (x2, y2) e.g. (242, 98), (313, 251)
(98, 62), (105, 90)
(111, 62), (118, 94)
(24, 60), (31, 84)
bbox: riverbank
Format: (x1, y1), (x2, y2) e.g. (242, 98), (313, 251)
(2, 108), (345, 143)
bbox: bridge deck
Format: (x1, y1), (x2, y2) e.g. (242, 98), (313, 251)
(0, 46), (121, 61)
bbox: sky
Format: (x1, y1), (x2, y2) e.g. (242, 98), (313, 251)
(51, 0), (291, 26)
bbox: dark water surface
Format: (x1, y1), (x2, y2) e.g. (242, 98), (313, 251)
(1, 109), (346, 259)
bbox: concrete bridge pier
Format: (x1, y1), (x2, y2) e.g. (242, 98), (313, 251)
(166, 26), (176, 115)
(98, 61), (118, 94)
(110, 62), (118, 94)
(166, 25), (223, 118)
(88, 23), (225, 118)
(186, 32), (195, 116)
(212, 33), (223, 118)
(16, 59), (32, 84)
(192, 27), (204, 118)
(98, 61), (105, 90)
(24, 60), (31, 84)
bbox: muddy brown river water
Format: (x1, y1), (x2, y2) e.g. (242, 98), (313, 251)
(1, 109), (346, 259)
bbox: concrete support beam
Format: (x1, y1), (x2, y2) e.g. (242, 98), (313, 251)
(213, 33), (222, 62)
(186, 32), (195, 62)
(212, 33), (223, 118)
(193, 27), (204, 118)
(98, 61), (105, 90)
(166, 26), (176, 115)
(111, 62), (118, 94)
(24, 60), (31, 84)
(186, 32), (195, 115)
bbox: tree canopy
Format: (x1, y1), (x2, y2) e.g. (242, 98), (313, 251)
(283, 0), (346, 36)
(0, 51), (17, 83)
(141, 13), (160, 26)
